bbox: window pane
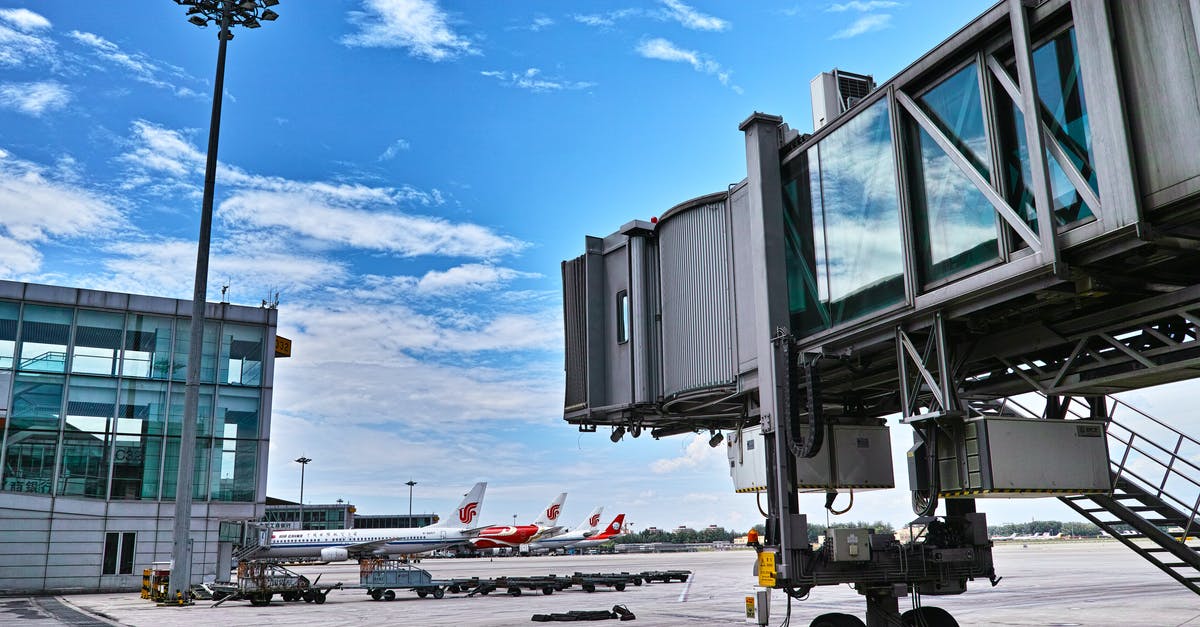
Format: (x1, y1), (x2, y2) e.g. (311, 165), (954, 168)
(211, 438), (256, 502)
(616, 291), (629, 344)
(911, 62), (1000, 284)
(18, 305), (72, 373)
(11, 372), (64, 431)
(0, 301), (17, 369)
(215, 386), (259, 440)
(167, 385), (214, 437)
(66, 376), (116, 434)
(123, 314), (173, 379)
(112, 433), (162, 500)
(72, 310), (124, 376)
(815, 99), (906, 324)
(782, 149), (831, 335)
(1, 424), (56, 494)
(161, 437), (211, 501)
(997, 27), (1096, 233)
(220, 324), (264, 386)
(117, 380), (167, 436)
(103, 532), (119, 575)
(57, 429), (110, 499)
(171, 319), (219, 383)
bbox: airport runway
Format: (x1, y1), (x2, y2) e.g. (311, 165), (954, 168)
(13, 541), (1200, 626)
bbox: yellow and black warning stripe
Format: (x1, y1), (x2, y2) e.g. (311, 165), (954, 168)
(941, 487), (1108, 497)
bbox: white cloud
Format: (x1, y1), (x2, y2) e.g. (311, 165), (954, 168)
(416, 263), (541, 295)
(660, 0), (729, 31)
(0, 8), (50, 31)
(480, 68), (596, 93)
(827, 1), (902, 12)
(68, 30), (203, 98)
(651, 434), (727, 473)
(0, 16), (55, 67)
(219, 190), (524, 259)
(831, 13), (893, 39)
(342, 0), (479, 62)
(573, 9), (644, 28)
(0, 153), (122, 244)
(0, 81), (71, 116)
(378, 138), (411, 161)
(510, 16), (554, 32)
(635, 38), (741, 93)
(0, 234), (41, 276)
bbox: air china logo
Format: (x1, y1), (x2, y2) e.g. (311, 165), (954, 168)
(459, 502), (479, 524)
(547, 504), (561, 520)
(589, 514), (600, 527)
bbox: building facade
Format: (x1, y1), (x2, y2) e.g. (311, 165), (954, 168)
(0, 280), (278, 594)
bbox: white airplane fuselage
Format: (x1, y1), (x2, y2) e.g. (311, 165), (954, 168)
(260, 527), (474, 559)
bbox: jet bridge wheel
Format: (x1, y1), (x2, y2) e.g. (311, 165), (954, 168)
(901, 607), (958, 627)
(810, 613), (866, 627)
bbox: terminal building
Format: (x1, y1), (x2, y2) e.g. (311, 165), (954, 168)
(0, 279), (279, 594)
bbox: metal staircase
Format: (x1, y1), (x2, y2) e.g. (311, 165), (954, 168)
(1047, 396), (1200, 595)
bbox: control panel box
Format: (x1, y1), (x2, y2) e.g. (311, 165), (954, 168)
(826, 527), (871, 562)
(936, 417), (1111, 497)
(729, 425), (894, 493)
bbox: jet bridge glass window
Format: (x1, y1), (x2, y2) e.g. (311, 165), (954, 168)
(908, 61), (1001, 285)
(781, 98), (905, 335)
(616, 290), (630, 344)
(997, 26), (1096, 234)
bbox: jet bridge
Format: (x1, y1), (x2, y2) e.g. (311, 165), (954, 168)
(563, 0), (1200, 625)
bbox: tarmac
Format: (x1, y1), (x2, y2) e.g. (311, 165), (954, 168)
(5, 541), (1200, 626)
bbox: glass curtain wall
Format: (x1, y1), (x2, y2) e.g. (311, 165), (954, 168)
(0, 300), (265, 503)
(908, 62), (1000, 285)
(998, 26), (1097, 232)
(782, 99), (906, 334)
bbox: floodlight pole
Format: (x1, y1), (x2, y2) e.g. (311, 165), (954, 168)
(296, 457), (312, 529)
(168, 0), (279, 599)
(405, 480), (417, 527)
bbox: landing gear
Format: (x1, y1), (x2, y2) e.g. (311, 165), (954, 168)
(901, 607), (958, 627)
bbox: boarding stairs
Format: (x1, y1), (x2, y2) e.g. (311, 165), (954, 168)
(983, 394), (1200, 594)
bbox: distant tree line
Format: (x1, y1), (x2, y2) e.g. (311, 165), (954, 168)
(613, 526), (739, 544)
(747, 521), (897, 545)
(987, 521), (1103, 537)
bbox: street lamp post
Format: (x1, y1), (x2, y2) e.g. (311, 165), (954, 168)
(295, 457), (312, 529)
(405, 480), (417, 528)
(168, 0), (280, 599)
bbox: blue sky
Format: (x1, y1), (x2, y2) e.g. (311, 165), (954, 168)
(8, 0), (1194, 532)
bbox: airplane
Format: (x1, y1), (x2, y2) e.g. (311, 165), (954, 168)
(568, 514), (626, 549)
(254, 482), (487, 562)
(524, 506), (606, 552)
(470, 492), (567, 550)
(990, 532), (1018, 542)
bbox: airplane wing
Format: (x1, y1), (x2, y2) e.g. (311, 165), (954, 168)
(529, 526), (564, 541)
(343, 537), (403, 555)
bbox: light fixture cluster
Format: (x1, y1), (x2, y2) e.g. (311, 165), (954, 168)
(175, 0), (279, 34)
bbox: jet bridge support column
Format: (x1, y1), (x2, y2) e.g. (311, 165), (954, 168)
(740, 112), (806, 582)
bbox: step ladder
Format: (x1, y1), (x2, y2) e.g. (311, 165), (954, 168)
(1052, 396), (1200, 595)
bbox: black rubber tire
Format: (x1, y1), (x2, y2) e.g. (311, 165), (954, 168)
(810, 612), (866, 627)
(369, 589), (382, 601)
(542, 587), (554, 595)
(314, 592), (326, 605)
(432, 587), (445, 599)
(449, 585), (461, 594)
(417, 589), (428, 598)
(614, 583), (626, 591)
(303, 590), (316, 603)
(508, 587), (522, 597)
(383, 589), (396, 601)
(901, 607), (959, 627)
(582, 583), (596, 593)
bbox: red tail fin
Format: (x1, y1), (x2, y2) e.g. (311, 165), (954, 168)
(592, 514), (625, 539)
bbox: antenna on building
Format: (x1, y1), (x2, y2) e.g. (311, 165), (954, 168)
(261, 289), (280, 309)
(220, 280), (230, 304)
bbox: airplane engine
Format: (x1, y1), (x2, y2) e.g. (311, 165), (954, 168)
(320, 547), (349, 562)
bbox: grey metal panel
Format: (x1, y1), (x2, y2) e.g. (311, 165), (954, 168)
(561, 256), (589, 410)
(602, 241), (631, 407)
(23, 283), (76, 305)
(0, 281), (22, 300)
(629, 235), (657, 404)
(583, 238), (607, 412)
(128, 293), (177, 315)
(730, 182), (759, 376)
(77, 289), (129, 311)
(1110, 0), (1200, 210)
(657, 200), (736, 396)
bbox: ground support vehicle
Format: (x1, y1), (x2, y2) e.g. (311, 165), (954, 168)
(345, 558), (448, 601)
(210, 561), (340, 606)
(637, 570), (691, 583)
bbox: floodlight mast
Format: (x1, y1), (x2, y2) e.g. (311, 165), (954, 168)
(168, 0), (279, 601)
